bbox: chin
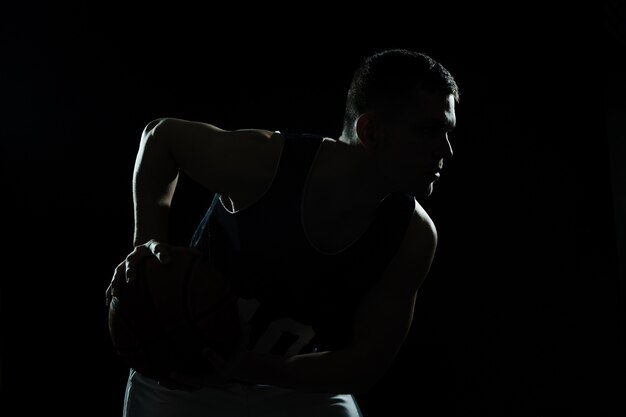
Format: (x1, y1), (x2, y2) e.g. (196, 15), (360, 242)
(422, 184), (434, 198)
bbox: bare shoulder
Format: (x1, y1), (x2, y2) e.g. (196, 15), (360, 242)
(410, 199), (438, 245)
(382, 198), (438, 293)
(148, 118), (285, 206)
(153, 117), (280, 147)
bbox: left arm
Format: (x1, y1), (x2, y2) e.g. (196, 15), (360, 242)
(220, 202), (438, 394)
(342, 202), (438, 390)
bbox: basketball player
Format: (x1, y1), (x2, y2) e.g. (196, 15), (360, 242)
(107, 48), (459, 417)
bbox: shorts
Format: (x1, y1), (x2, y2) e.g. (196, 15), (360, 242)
(123, 369), (363, 417)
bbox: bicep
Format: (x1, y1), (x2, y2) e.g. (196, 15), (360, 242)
(349, 207), (437, 377)
(155, 118), (282, 199)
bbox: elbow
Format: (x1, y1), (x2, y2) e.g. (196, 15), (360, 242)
(142, 117), (168, 136)
(138, 118), (174, 155)
(140, 118), (172, 147)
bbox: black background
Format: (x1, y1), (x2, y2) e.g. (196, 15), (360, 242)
(1, 3), (624, 416)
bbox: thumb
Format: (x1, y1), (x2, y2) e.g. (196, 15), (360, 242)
(156, 250), (171, 264)
(147, 240), (171, 264)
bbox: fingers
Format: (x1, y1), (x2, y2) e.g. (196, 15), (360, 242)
(146, 239), (170, 264)
(106, 261), (126, 306)
(107, 241), (170, 306)
(105, 282), (113, 307)
(124, 245), (148, 283)
(107, 241), (195, 306)
(106, 240), (169, 293)
(124, 258), (136, 284)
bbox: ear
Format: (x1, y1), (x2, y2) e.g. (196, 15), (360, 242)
(355, 112), (378, 150)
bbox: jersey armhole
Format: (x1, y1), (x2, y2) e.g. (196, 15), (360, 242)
(218, 131), (286, 214)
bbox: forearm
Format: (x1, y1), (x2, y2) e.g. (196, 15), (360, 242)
(231, 286), (415, 394)
(132, 119), (180, 246)
(234, 348), (381, 395)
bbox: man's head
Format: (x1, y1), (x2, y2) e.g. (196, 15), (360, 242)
(341, 49), (460, 197)
(342, 49), (459, 137)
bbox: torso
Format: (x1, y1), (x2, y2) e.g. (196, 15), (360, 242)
(224, 133), (382, 256)
(198, 131), (418, 353)
(300, 138), (382, 255)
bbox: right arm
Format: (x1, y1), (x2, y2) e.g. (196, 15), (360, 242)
(106, 117), (282, 303)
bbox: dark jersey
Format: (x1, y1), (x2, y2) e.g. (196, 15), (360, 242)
(190, 132), (414, 355)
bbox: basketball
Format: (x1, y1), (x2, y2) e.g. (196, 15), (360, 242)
(108, 247), (241, 389)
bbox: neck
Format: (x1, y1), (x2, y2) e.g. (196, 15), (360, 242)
(321, 135), (393, 214)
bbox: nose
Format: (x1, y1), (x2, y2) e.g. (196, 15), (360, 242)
(436, 135), (453, 170)
(438, 133), (453, 160)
